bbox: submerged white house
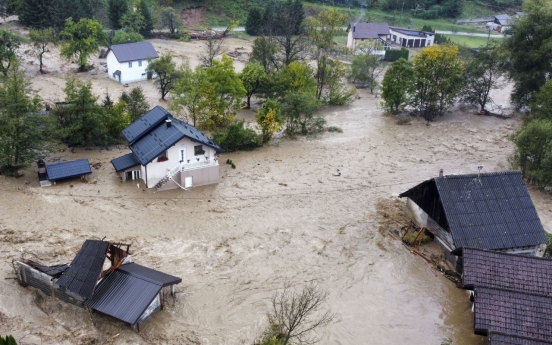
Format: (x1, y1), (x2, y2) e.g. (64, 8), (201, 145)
(106, 41), (159, 84)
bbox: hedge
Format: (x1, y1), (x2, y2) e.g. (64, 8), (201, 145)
(384, 48), (409, 62)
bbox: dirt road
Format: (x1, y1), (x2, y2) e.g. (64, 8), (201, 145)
(1, 31), (550, 345)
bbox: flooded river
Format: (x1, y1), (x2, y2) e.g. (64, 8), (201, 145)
(1, 85), (547, 345)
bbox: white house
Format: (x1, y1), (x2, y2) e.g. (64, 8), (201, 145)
(106, 41), (159, 84)
(389, 27), (435, 48)
(111, 106), (224, 191)
(487, 14), (512, 33)
(346, 22), (391, 56)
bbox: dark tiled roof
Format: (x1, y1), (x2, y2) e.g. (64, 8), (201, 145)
(461, 248), (552, 296)
(55, 240), (109, 299)
(474, 287), (552, 342)
(117, 262), (182, 287)
(111, 153), (141, 172)
(390, 26), (434, 37)
(400, 171), (548, 251)
(123, 106), (223, 166)
(84, 263), (180, 325)
(122, 105), (169, 144)
(489, 333), (552, 345)
(347, 22), (389, 39)
(108, 42), (159, 63)
(46, 159), (92, 181)
(27, 260), (69, 277)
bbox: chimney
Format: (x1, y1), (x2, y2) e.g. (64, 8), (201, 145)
(353, 25), (356, 32)
(166, 119), (172, 128)
(439, 169), (443, 177)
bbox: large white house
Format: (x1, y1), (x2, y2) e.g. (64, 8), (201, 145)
(106, 42), (159, 84)
(346, 22), (391, 56)
(389, 27), (435, 48)
(111, 106), (224, 191)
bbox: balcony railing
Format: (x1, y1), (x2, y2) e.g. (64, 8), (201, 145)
(180, 159), (218, 171)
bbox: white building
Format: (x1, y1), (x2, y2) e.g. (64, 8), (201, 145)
(389, 27), (435, 48)
(487, 14), (512, 33)
(106, 41), (159, 84)
(111, 106), (224, 191)
(346, 22), (391, 56)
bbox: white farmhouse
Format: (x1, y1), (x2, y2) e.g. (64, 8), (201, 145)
(111, 106), (224, 191)
(346, 22), (391, 56)
(106, 41), (159, 84)
(389, 27), (435, 48)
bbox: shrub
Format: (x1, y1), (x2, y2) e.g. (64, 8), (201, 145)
(213, 120), (262, 152)
(403, 231), (431, 244)
(327, 126), (343, 133)
(384, 48), (409, 62)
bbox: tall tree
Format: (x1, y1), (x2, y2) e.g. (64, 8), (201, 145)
(0, 28), (24, 77)
(240, 62), (268, 108)
(170, 64), (210, 127)
(412, 44), (464, 121)
(60, 18), (107, 72)
(29, 27), (59, 74)
(120, 86), (150, 122)
(137, 0), (154, 37)
(504, 0), (552, 107)
(461, 43), (508, 113)
(256, 99), (282, 143)
(245, 7), (263, 36)
(146, 54), (182, 100)
(250, 36), (278, 74)
(381, 58), (417, 114)
(120, 10), (145, 33)
(108, 0), (128, 30)
(348, 49), (385, 94)
(159, 7), (181, 36)
(0, 61), (46, 175)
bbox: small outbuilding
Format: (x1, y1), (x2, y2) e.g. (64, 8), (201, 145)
(487, 14), (512, 33)
(106, 41), (159, 84)
(389, 27), (435, 48)
(37, 158), (92, 187)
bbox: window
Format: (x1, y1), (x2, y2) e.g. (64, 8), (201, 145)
(157, 151), (168, 162)
(194, 145), (205, 156)
(138, 60), (142, 67)
(128, 61), (132, 68)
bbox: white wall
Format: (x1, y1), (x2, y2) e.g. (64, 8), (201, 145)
(347, 31), (354, 49)
(106, 51), (155, 84)
(390, 29), (434, 47)
(142, 136), (218, 188)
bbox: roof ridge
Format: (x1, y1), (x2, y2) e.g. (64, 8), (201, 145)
(489, 332), (552, 344)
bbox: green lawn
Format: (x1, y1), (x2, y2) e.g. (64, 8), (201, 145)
(444, 35), (502, 48)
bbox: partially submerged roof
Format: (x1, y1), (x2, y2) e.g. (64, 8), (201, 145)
(474, 287), (552, 342)
(55, 240), (109, 300)
(24, 260), (69, 278)
(347, 22), (389, 39)
(122, 105), (168, 144)
(489, 332), (552, 345)
(495, 14), (512, 26)
(108, 42), (159, 63)
(460, 247), (552, 296)
(399, 171), (548, 251)
(84, 263), (181, 325)
(390, 27), (434, 37)
(111, 152), (141, 172)
(45, 159), (92, 181)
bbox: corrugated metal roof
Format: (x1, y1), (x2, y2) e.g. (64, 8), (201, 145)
(111, 152), (141, 172)
(55, 240), (109, 300)
(461, 248), (552, 296)
(474, 287), (552, 342)
(109, 42), (159, 63)
(401, 171), (548, 251)
(488, 332), (552, 345)
(117, 262), (182, 287)
(347, 22), (389, 39)
(122, 105), (169, 144)
(46, 159), (92, 181)
(84, 269), (161, 325)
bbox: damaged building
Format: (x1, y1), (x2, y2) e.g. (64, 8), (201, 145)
(14, 239), (181, 331)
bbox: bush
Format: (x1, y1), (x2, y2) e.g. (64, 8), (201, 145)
(384, 48), (409, 62)
(545, 233), (552, 258)
(327, 126), (343, 133)
(404, 231), (431, 244)
(213, 120), (262, 152)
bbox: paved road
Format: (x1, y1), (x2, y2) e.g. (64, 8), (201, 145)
(435, 30), (506, 38)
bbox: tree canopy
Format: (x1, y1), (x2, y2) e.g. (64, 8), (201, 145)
(60, 18), (107, 71)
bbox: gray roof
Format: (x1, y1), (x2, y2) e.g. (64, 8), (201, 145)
(495, 14), (512, 26)
(122, 106), (223, 166)
(400, 171), (548, 251)
(111, 152), (141, 172)
(489, 332), (552, 345)
(390, 27), (434, 38)
(46, 159), (92, 181)
(108, 42), (159, 63)
(55, 240), (109, 300)
(84, 263), (181, 325)
(347, 22), (389, 39)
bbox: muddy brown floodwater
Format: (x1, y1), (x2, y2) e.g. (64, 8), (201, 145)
(1, 33), (552, 345)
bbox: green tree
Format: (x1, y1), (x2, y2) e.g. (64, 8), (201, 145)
(0, 29), (25, 77)
(240, 62), (268, 108)
(0, 334), (17, 345)
(108, 0), (128, 30)
(461, 43), (508, 112)
(137, 0), (154, 37)
(381, 58), (417, 114)
(213, 119), (261, 152)
(60, 18), (108, 72)
(112, 29), (144, 44)
(52, 78), (108, 146)
(275, 61), (317, 99)
(170, 64), (209, 127)
(412, 44), (464, 121)
(281, 91), (321, 135)
(256, 99), (283, 143)
(120, 86), (150, 122)
(29, 27), (59, 74)
(504, 0), (552, 107)
(146, 54), (183, 100)
(529, 80), (552, 122)
(245, 7), (263, 36)
(348, 53), (384, 94)
(120, 10), (145, 33)
(102, 97), (129, 140)
(250, 36), (278, 74)
(324, 59), (356, 105)
(0, 61), (47, 175)
(159, 7), (181, 36)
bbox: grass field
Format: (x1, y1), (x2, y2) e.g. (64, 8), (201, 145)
(444, 35), (502, 48)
